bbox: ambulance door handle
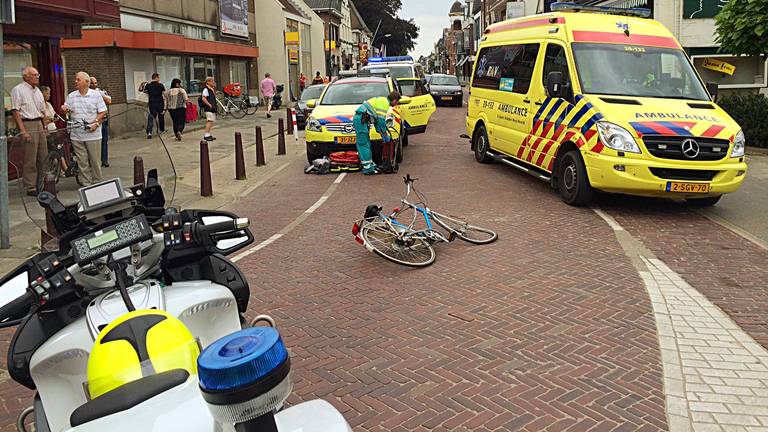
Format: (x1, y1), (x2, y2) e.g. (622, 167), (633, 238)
(523, 98), (531, 103)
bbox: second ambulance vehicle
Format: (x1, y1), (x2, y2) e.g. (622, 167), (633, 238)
(467, 3), (747, 206)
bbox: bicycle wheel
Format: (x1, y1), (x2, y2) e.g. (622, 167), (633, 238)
(243, 100), (257, 115)
(229, 101), (246, 119)
(432, 212), (498, 245)
(360, 222), (435, 267)
(37, 152), (61, 192)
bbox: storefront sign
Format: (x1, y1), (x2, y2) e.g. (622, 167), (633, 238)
(701, 57), (735, 75)
(288, 49), (299, 64)
(359, 43), (368, 63)
(683, 0), (728, 19)
(219, 0), (249, 39)
(325, 40), (336, 51)
(285, 31), (299, 46)
(506, 1), (525, 20)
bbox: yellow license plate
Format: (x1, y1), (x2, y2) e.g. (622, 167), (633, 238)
(666, 182), (710, 193)
(335, 136), (356, 145)
(441, 96), (453, 101)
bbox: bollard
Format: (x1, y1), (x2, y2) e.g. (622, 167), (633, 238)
(277, 118), (286, 155)
(133, 156), (145, 187)
(291, 108), (298, 140)
(200, 140), (213, 197)
(255, 126), (266, 167)
(286, 108), (293, 135)
(41, 174), (59, 251)
(234, 132), (246, 180)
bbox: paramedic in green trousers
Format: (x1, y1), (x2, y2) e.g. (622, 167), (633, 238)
(353, 91), (401, 175)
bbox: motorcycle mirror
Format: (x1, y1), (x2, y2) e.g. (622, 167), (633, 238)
(202, 215), (251, 253)
(0, 268), (29, 313)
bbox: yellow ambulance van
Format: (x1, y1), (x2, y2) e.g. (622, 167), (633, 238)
(466, 3), (747, 206)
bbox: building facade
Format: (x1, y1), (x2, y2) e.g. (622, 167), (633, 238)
(4, 0), (120, 180)
(61, 0), (260, 136)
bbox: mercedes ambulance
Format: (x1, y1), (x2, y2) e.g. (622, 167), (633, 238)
(466, 2), (747, 206)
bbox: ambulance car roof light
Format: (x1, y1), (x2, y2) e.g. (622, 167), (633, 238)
(550, 2), (651, 18)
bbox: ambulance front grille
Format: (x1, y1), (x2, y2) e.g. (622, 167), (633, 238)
(642, 135), (730, 161)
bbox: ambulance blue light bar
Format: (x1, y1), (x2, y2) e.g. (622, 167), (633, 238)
(550, 2), (651, 18)
(368, 56), (414, 63)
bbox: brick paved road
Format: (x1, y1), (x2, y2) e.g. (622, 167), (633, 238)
(0, 103), (765, 431)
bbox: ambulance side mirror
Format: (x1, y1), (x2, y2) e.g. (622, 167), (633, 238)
(306, 99), (317, 109)
(546, 72), (565, 98)
(706, 82), (719, 101)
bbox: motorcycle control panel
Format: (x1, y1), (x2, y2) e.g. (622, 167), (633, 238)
(71, 214), (153, 264)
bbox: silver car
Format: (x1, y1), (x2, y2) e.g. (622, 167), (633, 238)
(428, 74), (463, 107)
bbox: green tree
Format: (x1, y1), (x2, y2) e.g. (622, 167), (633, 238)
(714, 0), (768, 57)
(353, 0), (420, 56)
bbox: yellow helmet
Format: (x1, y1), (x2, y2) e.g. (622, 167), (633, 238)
(86, 310), (200, 399)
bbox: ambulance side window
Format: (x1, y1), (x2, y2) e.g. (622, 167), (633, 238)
(472, 43), (539, 94)
(542, 44), (573, 99)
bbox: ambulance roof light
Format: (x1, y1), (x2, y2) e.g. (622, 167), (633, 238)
(550, 2), (651, 18)
(368, 56), (414, 64)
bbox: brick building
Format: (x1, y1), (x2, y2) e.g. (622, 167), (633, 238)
(61, 0), (260, 136)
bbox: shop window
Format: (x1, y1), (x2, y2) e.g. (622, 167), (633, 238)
(156, 55), (182, 89)
(229, 61), (248, 88)
(152, 20), (181, 35)
(188, 57), (217, 94)
(693, 56), (767, 88)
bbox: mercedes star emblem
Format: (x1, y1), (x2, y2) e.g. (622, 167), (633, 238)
(681, 139), (700, 159)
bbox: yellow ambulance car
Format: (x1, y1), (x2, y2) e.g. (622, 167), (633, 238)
(466, 3), (747, 206)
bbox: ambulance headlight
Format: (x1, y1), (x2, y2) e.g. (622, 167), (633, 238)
(307, 118), (322, 132)
(596, 121), (641, 154)
(731, 130), (745, 158)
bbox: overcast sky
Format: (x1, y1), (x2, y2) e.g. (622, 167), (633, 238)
(400, 0), (459, 59)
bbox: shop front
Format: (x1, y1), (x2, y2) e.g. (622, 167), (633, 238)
(4, 0), (119, 180)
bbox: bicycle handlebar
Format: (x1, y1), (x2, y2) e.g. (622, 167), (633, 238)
(404, 174), (417, 184)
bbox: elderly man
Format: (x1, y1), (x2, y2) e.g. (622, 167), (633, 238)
(89, 76), (112, 167)
(10, 67), (46, 196)
(62, 72), (107, 186)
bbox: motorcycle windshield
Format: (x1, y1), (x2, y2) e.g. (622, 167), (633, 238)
(84, 339), (200, 400)
(8, 104), (178, 245)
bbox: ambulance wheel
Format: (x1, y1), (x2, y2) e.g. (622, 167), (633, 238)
(402, 130), (409, 147)
(395, 138), (403, 163)
(686, 195), (722, 207)
(558, 150), (593, 206)
(473, 125), (493, 164)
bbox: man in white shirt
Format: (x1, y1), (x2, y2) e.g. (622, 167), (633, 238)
(90, 76), (112, 167)
(62, 71), (108, 186)
(10, 67), (46, 195)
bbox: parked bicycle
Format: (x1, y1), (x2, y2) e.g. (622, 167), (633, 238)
(36, 116), (87, 191)
(352, 174), (497, 267)
(217, 93), (248, 119)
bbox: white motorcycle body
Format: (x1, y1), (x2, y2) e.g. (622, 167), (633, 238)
(28, 279), (351, 432)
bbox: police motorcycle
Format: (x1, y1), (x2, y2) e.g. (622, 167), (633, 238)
(0, 159), (351, 431)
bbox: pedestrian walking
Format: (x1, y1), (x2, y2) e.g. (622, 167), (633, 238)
(312, 71), (324, 85)
(62, 71), (107, 186)
(144, 73), (166, 139)
(166, 78), (189, 141)
(299, 72), (307, 95)
(10, 67), (47, 196)
(89, 76), (112, 167)
(353, 91), (401, 175)
(201, 77), (217, 142)
(260, 73), (277, 119)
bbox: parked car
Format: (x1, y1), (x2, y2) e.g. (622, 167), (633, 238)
(429, 74), (463, 107)
(295, 84), (325, 130)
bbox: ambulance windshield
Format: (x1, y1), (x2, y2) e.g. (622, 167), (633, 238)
(572, 43), (710, 101)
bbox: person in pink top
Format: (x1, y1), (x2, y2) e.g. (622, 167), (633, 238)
(260, 73), (277, 118)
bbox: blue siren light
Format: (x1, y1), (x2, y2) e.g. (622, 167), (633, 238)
(198, 327), (288, 392)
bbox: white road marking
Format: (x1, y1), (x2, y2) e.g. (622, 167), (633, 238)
(594, 208), (768, 432)
(231, 172), (346, 262)
(592, 208), (625, 231)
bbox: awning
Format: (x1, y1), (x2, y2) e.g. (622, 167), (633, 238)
(62, 29), (260, 58)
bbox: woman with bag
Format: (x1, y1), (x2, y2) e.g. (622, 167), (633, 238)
(166, 78), (189, 141)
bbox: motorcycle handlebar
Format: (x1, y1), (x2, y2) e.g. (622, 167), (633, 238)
(0, 291), (35, 323)
(195, 218), (249, 237)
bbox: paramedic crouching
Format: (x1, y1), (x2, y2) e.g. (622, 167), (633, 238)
(353, 91), (401, 175)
